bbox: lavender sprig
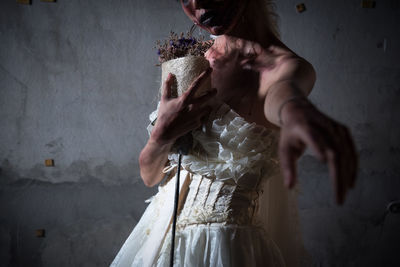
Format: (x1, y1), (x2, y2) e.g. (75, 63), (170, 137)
(155, 31), (214, 65)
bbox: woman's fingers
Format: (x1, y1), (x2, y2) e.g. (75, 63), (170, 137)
(342, 127), (358, 189)
(296, 125), (328, 163)
(190, 88), (217, 105)
(337, 127), (354, 192)
(325, 149), (343, 204)
(176, 104), (212, 132)
(188, 104), (213, 121)
(162, 73), (175, 100)
(319, 125), (356, 205)
(285, 121), (351, 205)
(301, 120), (356, 205)
(156, 69), (215, 145)
(291, 123), (346, 204)
(279, 134), (305, 189)
(324, 124), (358, 204)
(278, 101), (358, 205)
(279, 142), (297, 188)
(301, 125), (347, 204)
(182, 68), (212, 104)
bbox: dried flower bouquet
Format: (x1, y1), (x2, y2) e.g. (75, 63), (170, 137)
(155, 31), (214, 98)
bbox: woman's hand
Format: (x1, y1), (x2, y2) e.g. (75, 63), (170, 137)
(151, 68), (217, 146)
(279, 98), (358, 205)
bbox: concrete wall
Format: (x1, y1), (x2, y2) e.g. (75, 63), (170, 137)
(0, 0), (399, 266)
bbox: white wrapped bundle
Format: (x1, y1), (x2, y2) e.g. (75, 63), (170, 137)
(160, 56), (211, 98)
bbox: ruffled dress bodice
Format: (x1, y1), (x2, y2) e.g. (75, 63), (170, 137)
(163, 103), (280, 228)
(111, 102), (285, 267)
(167, 103), (279, 182)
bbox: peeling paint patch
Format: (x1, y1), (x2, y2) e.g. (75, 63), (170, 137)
(45, 137), (64, 154)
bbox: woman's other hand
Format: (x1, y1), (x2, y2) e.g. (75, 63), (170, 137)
(151, 68), (216, 146)
(279, 98), (358, 205)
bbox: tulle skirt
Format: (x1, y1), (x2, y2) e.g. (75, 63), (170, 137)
(155, 224), (286, 267)
(110, 171), (287, 267)
(111, 221), (285, 267)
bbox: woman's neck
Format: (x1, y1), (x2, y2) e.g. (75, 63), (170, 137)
(223, 0), (278, 48)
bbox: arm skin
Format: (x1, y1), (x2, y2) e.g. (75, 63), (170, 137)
(262, 57), (358, 205)
(138, 139), (174, 187)
(263, 57), (316, 125)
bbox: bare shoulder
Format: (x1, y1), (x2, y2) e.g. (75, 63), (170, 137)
(259, 42), (316, 95)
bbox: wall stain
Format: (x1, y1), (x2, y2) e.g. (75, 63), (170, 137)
(0, 64), (29, 146)
(45, 137), (64, 155)
(1, 157), (141, 186)
(0, 159), (18, 185)
(332, 26), (341, 40)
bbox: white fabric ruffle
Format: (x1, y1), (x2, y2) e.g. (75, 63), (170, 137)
(150, 102), (279, 183)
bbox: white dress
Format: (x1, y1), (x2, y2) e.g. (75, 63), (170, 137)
(110, 102), (289, 267)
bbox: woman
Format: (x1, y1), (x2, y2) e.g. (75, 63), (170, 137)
(111, 0), (358, 266)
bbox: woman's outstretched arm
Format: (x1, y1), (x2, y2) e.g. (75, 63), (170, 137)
(262, 56), (358, 205)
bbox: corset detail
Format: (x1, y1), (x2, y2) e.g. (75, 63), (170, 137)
(147, 101), (281, 227)
(176, 172), (264, 228)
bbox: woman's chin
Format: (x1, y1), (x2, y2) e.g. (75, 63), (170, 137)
(206, 19), (239, 36)
(209, 25), (227, 36)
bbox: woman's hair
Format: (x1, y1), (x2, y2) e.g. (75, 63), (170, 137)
(258, 0), (281, 39)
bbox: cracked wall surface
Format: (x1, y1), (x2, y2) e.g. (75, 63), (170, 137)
(1, 0), (400, 266)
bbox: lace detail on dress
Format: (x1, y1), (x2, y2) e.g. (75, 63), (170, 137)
(176, 176), (231, 228)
